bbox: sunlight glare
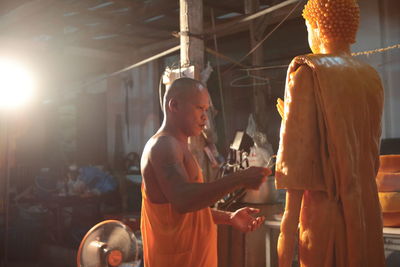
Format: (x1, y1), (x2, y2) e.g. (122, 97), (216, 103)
(0, 58), (36, 109)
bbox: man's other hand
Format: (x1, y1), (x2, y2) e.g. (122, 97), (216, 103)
(230, 207), (265, 232)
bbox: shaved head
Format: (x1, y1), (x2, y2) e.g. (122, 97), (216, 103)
(163, 77), (207, 112)
(161, 77), (210, 137)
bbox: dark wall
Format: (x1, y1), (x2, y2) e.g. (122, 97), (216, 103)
(206, 17), (311, 154)
(76, 92), (107, 166)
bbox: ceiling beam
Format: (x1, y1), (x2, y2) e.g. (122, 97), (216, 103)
(59, 0), (178, 25)
(129, 1), (303, 52)
(129, 0), (179, 21)
(0, 0), (177, 37)
(62, 46), (127, 62)
(1, 3), (174, 53)
(203, 0), (302, 36)
(0, 36), (127, 62)
(57, 2), (177, 42)
(213, 3), (302, 39)
(62, 16), (174, 38)
(0, 0), (56, 31)
(203, 0), (244, 15)
(93, 0), (303, 67)
(133, 38), (179, 56)
(110, 45), (180, 77)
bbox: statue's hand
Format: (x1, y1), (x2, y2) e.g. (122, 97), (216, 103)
(277, 98), (284, 119)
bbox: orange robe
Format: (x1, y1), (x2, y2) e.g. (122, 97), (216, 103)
(276, 54), (386, 267)
(140, 172), (217, 267)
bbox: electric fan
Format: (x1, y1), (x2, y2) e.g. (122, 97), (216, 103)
(77, 220), (141, 267)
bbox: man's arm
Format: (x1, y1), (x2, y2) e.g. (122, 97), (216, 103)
(278, 189), (303, 267)
(212, 208), (265, 232)
(150, 136), (271, 213)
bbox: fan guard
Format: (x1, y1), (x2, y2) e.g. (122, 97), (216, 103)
(77, 220), (140, 267)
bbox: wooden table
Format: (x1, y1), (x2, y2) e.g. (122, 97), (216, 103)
(42, 194), (110, 243)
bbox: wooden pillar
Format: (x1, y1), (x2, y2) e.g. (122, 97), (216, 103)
(179, 0), (220, 184)
(180, 0), (204, 79)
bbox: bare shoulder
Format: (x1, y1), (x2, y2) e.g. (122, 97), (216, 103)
(141, 134), (186, 203)
(144, 134), (184, 165)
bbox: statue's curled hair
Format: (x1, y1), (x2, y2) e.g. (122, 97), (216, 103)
(303, 0), (360, 44)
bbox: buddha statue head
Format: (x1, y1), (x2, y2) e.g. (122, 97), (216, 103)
(302, 0), (360, 54)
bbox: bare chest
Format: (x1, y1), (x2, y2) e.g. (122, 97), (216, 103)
(182, 150), (202, 183)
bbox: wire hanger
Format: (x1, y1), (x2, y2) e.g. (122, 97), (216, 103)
(230, 69), (270, 87)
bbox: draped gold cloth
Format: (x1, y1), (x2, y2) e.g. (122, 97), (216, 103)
(276, 54), (385, 267)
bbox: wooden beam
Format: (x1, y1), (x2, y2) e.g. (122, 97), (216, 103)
(180, 0), (218, 182)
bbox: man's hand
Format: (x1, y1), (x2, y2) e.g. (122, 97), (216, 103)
(230, 207), (265, 232)
(239, 166), (271, 190)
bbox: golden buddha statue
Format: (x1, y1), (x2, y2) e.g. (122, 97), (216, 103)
(275, 0), (386, 266)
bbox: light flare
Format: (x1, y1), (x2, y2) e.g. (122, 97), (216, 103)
(0, 58), (36, 109)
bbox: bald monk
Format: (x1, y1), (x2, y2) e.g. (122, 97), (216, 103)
(275, 0), (386, 266)
(141, 77), (271, 267)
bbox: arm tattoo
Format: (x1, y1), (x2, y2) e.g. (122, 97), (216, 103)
(163, 162), (183, 180)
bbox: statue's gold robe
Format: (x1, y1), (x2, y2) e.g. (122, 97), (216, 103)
(276, 54), (386, 267)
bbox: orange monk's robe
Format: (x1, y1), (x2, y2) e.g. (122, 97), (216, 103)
(276, 54), (386, 267)
(140, 172), (217, 267)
